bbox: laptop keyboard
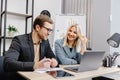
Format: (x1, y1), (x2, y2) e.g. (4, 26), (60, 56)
(64, 66), (79, 71)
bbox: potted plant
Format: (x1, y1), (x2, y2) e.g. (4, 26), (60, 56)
(7, 25), (18, 36)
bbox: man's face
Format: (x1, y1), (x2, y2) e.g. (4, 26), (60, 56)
(38, 22), (53, 40)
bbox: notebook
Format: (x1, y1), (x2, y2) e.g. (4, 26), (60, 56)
(64, 51), (105, 72)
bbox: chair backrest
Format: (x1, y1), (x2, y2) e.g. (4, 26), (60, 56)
(0, 56), (8, 80)
(0, 56), (4, 74)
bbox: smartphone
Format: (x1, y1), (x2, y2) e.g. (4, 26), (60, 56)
(47, 70), (74, 78)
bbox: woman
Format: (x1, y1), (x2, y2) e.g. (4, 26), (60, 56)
(55, 24), (87, 65)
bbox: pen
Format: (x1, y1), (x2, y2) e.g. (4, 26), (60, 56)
(44, 59), (50, 62)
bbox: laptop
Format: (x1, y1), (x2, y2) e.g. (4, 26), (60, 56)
(64, 51), (105, 72)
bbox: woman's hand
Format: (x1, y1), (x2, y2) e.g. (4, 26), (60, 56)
(80, 36), (88, 45)
(80, 36), (88, 55)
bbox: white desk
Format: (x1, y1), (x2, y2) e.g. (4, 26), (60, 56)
(18, 65), (120, 80)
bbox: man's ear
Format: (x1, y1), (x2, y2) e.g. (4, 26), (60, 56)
(36, 24), (40, 31)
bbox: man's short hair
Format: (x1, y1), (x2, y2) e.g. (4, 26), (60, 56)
(33, 15), (53, 29)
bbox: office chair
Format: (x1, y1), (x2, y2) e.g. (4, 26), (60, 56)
(40, 10), (51, 18)
(0, 56), (4, 74)
(0, 56), (27, 80)
(0, 56), (9, 80)
(0, 56), (5, 79)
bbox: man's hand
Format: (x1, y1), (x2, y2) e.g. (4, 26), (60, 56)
(50, 58), (58, 67)
(33, 58), (51, 70)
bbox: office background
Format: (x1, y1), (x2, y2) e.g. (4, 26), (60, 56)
(0, 0), (120, 64)
(1, 0), (120, 80)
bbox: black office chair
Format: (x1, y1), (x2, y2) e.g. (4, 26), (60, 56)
(40, 10), (51, 18)
(0, 56), (9, 80)
(0, 56), (6, 80)
(0, 56), (4, 73)
(0, 56), (27, 80)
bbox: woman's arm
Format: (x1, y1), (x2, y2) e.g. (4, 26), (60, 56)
(80, 36), (87, 55)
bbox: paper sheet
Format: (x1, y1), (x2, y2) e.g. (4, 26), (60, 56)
(35, 68), (62, 73)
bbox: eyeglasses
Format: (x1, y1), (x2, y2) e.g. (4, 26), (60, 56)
(43, 26), (53, 32)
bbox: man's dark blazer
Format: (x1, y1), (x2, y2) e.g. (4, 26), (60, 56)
(4, 32), (56, 72)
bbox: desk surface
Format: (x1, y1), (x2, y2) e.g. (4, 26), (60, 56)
(18, 65), (120, 80)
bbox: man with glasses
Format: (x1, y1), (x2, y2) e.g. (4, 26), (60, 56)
(4, 15), (58, 80)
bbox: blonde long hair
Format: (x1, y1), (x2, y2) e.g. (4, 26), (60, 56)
(63, 24), (82, 50)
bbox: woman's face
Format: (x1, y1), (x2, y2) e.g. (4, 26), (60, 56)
(67, 26), (78, 41)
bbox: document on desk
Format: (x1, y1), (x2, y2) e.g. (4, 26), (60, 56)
(35, 68), (62, 73)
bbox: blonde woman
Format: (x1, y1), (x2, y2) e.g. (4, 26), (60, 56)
(55, 24), (87, 65)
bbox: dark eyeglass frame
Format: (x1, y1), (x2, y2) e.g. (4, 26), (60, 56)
(43, 26), (53, 32)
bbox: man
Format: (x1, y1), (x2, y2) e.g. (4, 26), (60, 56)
(4, 15), (58, 79)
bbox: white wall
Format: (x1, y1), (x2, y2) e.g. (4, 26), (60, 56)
(0, 0), (111, 54)
(34, 0), (61, 48)
(0, 0), (61, 52)
(3, 0), (62, 34)
(111, 0), (120, 65)
(111, 0), (120, 54)
(34, 0), (61, 19)
(34, 0), (111, 53)
(1, 0), (28, 52)
(91, 0), (110, 53)
(0, 0), (1, 13)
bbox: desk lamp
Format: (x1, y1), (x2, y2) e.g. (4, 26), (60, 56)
(107, 33), (120, 48)
(107, 33), (120, 66)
